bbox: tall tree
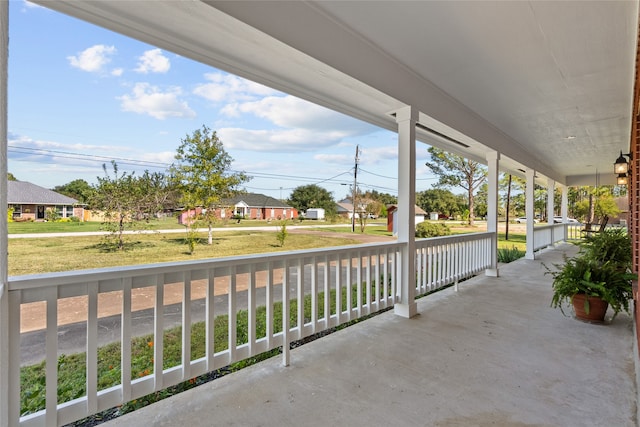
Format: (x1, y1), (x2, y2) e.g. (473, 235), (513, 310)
(136, 171), (180, 217)
(170, 125), (250, 245)
(416, 188), (460, 217)
(53, 179), (93, 204)
(424, 147), (487, 225)
(499, 174), (525, 240)
(288, 184), (336, 217)
(90, 162), (145, 251)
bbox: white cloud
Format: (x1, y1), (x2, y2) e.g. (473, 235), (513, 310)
(360, 146), (399, 164)
(313, 153), (352, 165)
(8, 133), (129, 154)
(67, 44), (116, 73)
(134, 49), (170, 74)
(193, 72), (279, 103)
(218, 127), (342, 152)
(118, 82), (196, 120)
(229, 95), (375, 135)
(111, 68), (124, 77)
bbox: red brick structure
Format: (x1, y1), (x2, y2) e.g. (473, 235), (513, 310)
(631, 19), (640, 352)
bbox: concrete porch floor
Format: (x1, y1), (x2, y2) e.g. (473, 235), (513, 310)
(104, 243), (637, 427)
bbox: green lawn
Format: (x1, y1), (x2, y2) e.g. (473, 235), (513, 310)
(8, 230), (363, 276)
(8, 219), (529, 276)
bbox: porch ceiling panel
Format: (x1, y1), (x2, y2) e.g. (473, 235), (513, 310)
(31, 0), (639, 186)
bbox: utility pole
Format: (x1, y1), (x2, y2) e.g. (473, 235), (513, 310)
(352, 145), (359, 232)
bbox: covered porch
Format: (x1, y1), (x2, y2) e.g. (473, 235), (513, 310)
(103, 243), (636, 427)
(1, 2), (639, 426)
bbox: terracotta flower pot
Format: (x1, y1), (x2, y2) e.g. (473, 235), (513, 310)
(572, 294), (608, 323)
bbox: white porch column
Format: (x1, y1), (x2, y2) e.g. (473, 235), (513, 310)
(547, 178), (555, 247)
(1, 2), (10, 426)
(486, 150), (499, 277)
(525, 168), (536, 260)
(561, 185), (569, 220)
(547, 178), (555, 224)
(394, 106), (418, 318)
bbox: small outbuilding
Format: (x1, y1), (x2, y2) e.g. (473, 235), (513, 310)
(386, 204), (427, 234)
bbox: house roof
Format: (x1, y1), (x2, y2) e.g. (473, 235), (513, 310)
(387, 204), (427, 215)
(336, 202), (352, 213)
(8, 181), (77, 205)
(222, 193), (292, 209)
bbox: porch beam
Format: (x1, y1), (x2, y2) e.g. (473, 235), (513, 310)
(525, 168), (536, 260)
(394, 106), (418, 318)
(485, 150), (499, 277)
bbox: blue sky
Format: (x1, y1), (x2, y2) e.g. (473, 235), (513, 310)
(7, 1), (437, 201)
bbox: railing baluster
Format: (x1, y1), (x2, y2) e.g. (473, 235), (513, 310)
(311, 256), (318, 333)
(228, 266), (237, 362)
(248, 264), (256, 356)
(206, 268), (215, 370)
(121, 277), (132, 403)
(282, 260), (290, 367)
(323, 255), (330, 329)
(356, 251), (362, 318)
(45, 286), (58, 427)
(297, 258), (304, 338)
(266, 262), (274, 348)
(346, 253), (352, 321)
(86, 281), (98, 415)
(374, 250), (380, 311)
(152, 275), (163, 391)
(182, 271), (191, 381)
(336, 254), (342, 325)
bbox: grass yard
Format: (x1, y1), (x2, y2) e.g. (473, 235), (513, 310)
(8, 219), (531, 276)
(8, 230), (362, 276)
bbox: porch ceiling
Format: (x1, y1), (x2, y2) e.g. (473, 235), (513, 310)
(33, 1), (639, 186)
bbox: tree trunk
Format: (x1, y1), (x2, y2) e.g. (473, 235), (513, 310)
(208, 223), (213, 245)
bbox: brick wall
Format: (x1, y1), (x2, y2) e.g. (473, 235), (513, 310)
(631, 18), (640, 352)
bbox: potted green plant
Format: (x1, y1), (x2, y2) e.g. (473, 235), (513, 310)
(547, 228), (635, 322)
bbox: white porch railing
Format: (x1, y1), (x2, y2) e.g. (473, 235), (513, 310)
(415, 232), (494, 295)
(532, 223), (568, 251)
(7, 233), (494, 427)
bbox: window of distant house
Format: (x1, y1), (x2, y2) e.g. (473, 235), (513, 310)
(11, 204), (21, 218)
(283, 209), (287, 217)
(270, 208), (275, 218)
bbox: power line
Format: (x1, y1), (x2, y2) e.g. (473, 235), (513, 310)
(8, 144), (358, 190)
(8, 145), (170, 169)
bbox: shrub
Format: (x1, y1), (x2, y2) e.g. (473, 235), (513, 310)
(497, 246), (525, 263)
(415, 222), (451, 238)
(275, 220), (288, 247)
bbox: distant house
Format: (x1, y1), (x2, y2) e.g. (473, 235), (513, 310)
(177, 193), (298, 224)
(386, 204), (427, 233)
(8, 181), (83, 221)
(222, 193), (298, 220)
(336, 198), (368, 219)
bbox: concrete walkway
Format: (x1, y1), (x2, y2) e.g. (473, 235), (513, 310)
(104, 243), (637, 427)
